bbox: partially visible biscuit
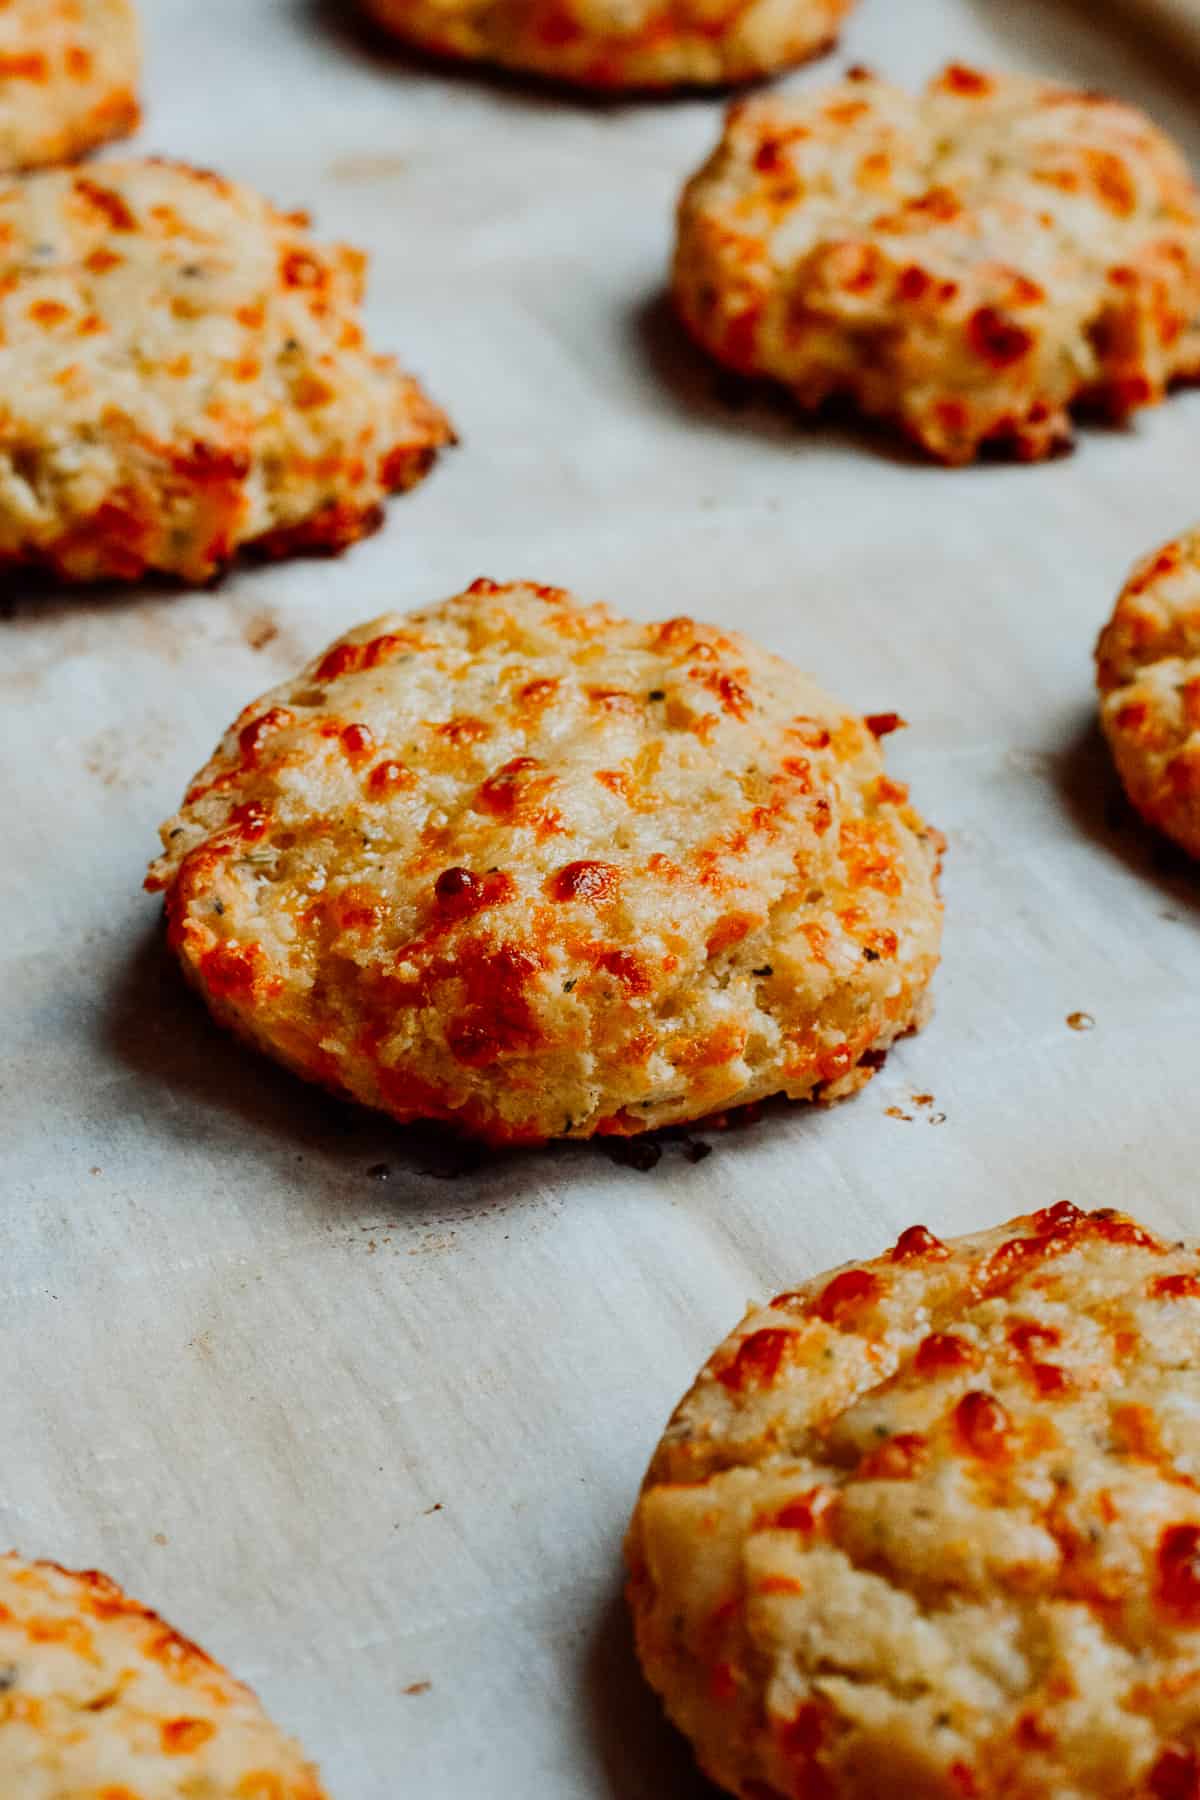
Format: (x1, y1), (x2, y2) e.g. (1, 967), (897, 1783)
(0, 1552), (327, 1797)
(361, 0), (852, 91)
(1096, 528), (1200, 858)
(0, 159), (451, 584)
(628, 1203), (1200, 1800)
(147, 579), (943, 1147)
(674, 65), (1200, 464)
(0, 0), (140, 172)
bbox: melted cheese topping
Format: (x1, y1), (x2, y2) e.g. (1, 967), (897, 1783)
(149, 580), (942, 1145)
(362, 0), (851, 90)
(674, 66), (1200, 463)
(0, 0), (139, 172)
(630, 1205), (1200, 1800)
(0, 1554), (326, 1798)
(0, 158), (450, 581)
(1097, 530), (1200, 860)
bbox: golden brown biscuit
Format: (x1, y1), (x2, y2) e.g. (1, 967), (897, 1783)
(1096, 529), (1200, 859)
(674, 65), (1200, 464)
(146, 579), (943, 1146)
(0, 1552), (327, 1796)
(628, 1203), (1200, 1800)
(0, 159), (451, 584)
(361, 0), (852, 91)
(0, 0), (139, 172)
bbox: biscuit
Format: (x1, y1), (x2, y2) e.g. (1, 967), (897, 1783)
(628, 1203), (1200, 1800)
(0, 159), (451, 584)
(0, 1552), (326, 1796)
(0, 0), (139, 172)
(673, 65), (1200, 464)
(1096, 529), (1200, 859)
(361, 0), (852, 92)
(146, 579), (943, 1147)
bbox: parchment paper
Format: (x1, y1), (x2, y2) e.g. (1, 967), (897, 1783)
(3, 1), (1200, 1794)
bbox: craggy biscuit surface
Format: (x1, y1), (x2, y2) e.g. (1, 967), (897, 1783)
(674, 65), (1200, 464)
(1097, 529), (1200, 858)
(0, 159), (451, 584)
(361, 0), (852, 91)
(0, 0), (139, 172)
(0, 1553), (327, 1797)
(628, 1204), (1200, 1800)
(147, 580), (943, 1146)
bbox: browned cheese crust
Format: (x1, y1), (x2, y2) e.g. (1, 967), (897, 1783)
(361, 0), (853, 92)
(0, 158), (451, 583)
(0, 1552), (327, 1796)
(1097, 529), (1200, 858)
(629, 1205), (1200, 1800)
(0, 0), (139, 173)
(673, 65), (1200, 464)
(147, 580), (943, 1146)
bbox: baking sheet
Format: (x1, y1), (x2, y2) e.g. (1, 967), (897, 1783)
(3, 0), (1200, 1793)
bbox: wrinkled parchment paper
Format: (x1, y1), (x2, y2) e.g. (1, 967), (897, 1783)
(3, 1), (1200, 1793)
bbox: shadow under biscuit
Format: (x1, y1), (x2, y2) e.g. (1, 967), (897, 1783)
(632, 289), (989, 469)
(584, 1584), (722, 1800)
(0, 513), (409, 621)
(103, 917), (517, 1187)
(1052, 709), (1200, 914)
(0, 567), (199, 628)
(634, 288), (1199, 467)
(103, 920), (752, 1194)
